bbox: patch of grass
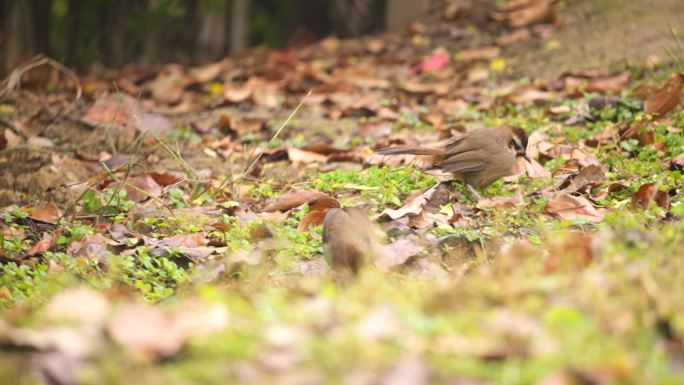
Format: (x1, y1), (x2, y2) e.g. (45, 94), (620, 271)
(114, 248), (191, 301)
(310, 166), (437, 206)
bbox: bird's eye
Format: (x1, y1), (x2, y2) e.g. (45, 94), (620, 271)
(508, 140), (517, 149)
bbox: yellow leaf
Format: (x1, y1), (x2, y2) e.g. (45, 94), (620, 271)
(490, 57), (507, 73)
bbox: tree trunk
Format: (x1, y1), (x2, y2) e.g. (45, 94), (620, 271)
(30, 0), (53, 55)
(1, 0), (23, 75)
(229, 0), (249, 54)
(332, 0), (375, 36)
(66, 0), (84, 68)
(182, 0), (199, 59)
(385, 0), (431, 31)
(102, 0), (130, 66)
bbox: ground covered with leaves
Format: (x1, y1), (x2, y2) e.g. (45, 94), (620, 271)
(1, 1), (684, 384)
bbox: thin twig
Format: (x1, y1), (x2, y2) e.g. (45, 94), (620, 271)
(0, 54), (82, 103)
(219, 91), (311, 199)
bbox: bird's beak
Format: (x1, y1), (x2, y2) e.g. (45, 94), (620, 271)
(519, 152), (531, 163)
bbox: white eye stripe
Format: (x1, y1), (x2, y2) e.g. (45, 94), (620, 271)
(510, 136), (523, 150)
(514, 137), (523, 149)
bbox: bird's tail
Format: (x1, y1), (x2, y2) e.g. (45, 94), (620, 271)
(376, 146), (444, 156)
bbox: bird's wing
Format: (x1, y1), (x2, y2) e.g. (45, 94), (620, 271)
(442, 150), (489, 173)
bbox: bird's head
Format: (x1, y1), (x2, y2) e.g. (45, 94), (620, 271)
(507, 126), (530, 162)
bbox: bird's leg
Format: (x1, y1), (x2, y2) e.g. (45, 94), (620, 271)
(467, 184), (483, 201)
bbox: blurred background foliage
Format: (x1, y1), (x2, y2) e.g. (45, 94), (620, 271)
(0, 0), (389, 73)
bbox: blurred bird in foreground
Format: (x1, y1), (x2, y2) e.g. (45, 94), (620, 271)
(322, 207), (381, 276)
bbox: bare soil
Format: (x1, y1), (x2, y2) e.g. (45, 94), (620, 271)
(508, 0), (684, 79)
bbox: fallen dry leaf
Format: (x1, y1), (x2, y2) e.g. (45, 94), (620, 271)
(564, 72), (630, 96)
(505, 87), (557, 104)
(558, 164), (605, 193)
(631, 183), (670, 212)
(375, 237), (424, 271)
(251, 77), (280, 108)
(522, 158), (552, 178)
(287, 147), (328, 164)
(359, 121), (393, 139)
(262, 189), (329, 212)
(45, 287), (110, 325)
(381, 183), (443, 220)
(496, 28), (532, 46)
(156, 232), (207, 248)
(620, 121), (655, 146)
(546, 231), (597, 272)
(476, 194), (525, 210)
(27, 202), (62, 224)
(297, 196), (340, 231)
(148, 172), (183, 187)
(26, 234), (53, 256)
(189, 61), (225, 83)
(410, 49), (449, 75)
(495, 0), (559, 28)
(108, 303), (189, 359)
(544, 193), (604, 222)
(147, 64), (191, 104)
(116, 175), (163, 202)
(68, 233), (119, 261)
(82, 94), (138, 127)
(644, 72), (684, 116)
(224, 80), (253, 103)
(399, 80), (450, 95)
(456, 46), (501, 62)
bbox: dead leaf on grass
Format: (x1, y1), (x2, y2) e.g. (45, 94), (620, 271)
(26, 233), (54, 256)
(399, 80), (451, 95)
(251, 77), (280, 108)
(108, 303), (188, 359)
(147, 64), (191, 104)
(359, 121), (393, 139)
(476, 194), (525, 210)
(375, 237), (424, 271)
(287, 147), (328, 164)
(156, 232), (207, 248)
(262, 189), (329, 212)
(66, 234), (117, 263)
(380, 183), (443, 220)
(644, 72), (684, 116)
(111, 175), (163, 202)
(224, 80), (253, 103)
(297, 196), (340, 231)
(189, 61), (226, 83)
(563, 71), (630, 96)
(504, 87), (557, 104)
(410, 49), (449, 75)
(558, 164), (605, 193)
(496, 28), (532, 46)
(546, 231), (597, 272)
(455, 46), (501, 62)
(544, 193), (604, 222)
(631, 183), (670, 212)
(492, 0), (559, 28)
(26, 202), (62, 224)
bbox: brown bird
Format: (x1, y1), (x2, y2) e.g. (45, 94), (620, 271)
(377, 126), (530, 197)
(322, 207), (380, 275)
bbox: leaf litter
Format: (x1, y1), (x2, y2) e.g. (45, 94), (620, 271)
(1, 0), (684, 383)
